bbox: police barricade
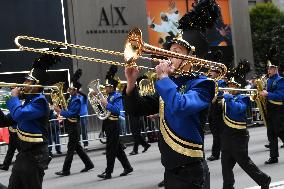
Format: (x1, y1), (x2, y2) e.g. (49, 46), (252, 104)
(47, 112), (160, 154)
(0, 101), (263, 155)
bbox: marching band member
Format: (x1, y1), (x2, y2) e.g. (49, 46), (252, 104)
(4, 52), (59, 189)
(55, 69), (94, 176)
(260, 60), (284, 164)
(221, 78), (271, 189)
(97, 65), (133, 180)
(123, 35), (215, 189)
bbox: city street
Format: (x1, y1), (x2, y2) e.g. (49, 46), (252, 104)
(1, 126), (284, 189)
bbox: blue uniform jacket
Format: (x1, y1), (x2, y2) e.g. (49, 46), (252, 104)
(6, 94), (49, 142)
(106, 91), (123, 118)
(123, 74), (215, 165)
(156, 75), (215, 145)
(61, 94), (81, 119)
(223, 93), (250, 129)
(267, 74), (284, 102)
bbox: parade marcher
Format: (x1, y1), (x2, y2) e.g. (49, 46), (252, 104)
(0, 122), (18, 171)
(3, 51), (59, 189)
(221, 78), (271, 189)
(96, 65), (133, 179)
(123, 34), (215, 188)
(55, 69), (94, 176)
(207, 56), (227, 161)
(260, 60), (284, 164)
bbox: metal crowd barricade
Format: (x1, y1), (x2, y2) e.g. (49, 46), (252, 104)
(47, 112), (160, 152)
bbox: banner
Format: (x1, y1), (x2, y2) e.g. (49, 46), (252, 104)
(146, 0), (232, 47)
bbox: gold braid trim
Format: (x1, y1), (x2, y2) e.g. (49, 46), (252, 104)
(159, 99), (203, 157)
(268, 100), (284, 105)
(222, 99), (246, 130)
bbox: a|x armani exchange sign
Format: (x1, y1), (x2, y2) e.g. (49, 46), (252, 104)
(86, 4), (129, 35)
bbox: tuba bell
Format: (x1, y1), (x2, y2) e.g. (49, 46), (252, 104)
(88, 79), (110, 120)
(50, 82), (67, 110)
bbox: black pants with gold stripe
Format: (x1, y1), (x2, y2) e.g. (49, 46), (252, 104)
(8, 144), (49, 189)
(103, 119), (132, 174)
(221, 130), (270, 189)
(62, 121), (93, 172)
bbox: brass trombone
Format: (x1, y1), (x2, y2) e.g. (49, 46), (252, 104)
(15, 27), (227, 79)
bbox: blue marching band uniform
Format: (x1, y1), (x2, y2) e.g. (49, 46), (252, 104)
(266, 73), (284, 163)
(0, 49), (61, 189)
(97, 68), (133, 179)
(221, 86), (270, 189)
(6, 93), (50, 189)
(124, 74), (215, 188)
(55, 69), (94, 176)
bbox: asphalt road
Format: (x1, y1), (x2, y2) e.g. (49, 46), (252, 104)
(0, 126), (283, 189)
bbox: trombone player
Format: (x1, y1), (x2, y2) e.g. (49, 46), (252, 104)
(123, 35), (215, 188)
(260, 60), (284, 164)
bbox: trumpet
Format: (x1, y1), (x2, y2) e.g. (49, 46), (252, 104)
(0, 82), (67, 109)
(15, 27), (227, 79)
(0, 82), (57, 89)
(218, 87), (257, 92)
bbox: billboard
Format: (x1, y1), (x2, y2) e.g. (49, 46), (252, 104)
(146, 0), (232, 47)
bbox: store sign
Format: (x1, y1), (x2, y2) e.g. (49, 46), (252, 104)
(99, 6), (128, 26)
(86, 4), (130, 35)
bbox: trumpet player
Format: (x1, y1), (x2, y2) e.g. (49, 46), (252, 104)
(221, 78), (271, 189)
(123, 35), (215, 189)
(95, 65), (133, 180)
(3, 52), (59, 189)
(260, 60), (284, 164)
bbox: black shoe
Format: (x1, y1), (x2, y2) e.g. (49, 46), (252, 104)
(0, 164), (9, 171)
(120, 168), (133, 176)
(55, 170), (70, 176)
(207, 155), (219, 161)
(261, 176), (271, 189)
(129, 151), (138, 156)
(264, 144), (270, 149)
(265, 157), (278, 164)
(142, 144), (151, 153)
(158, 180), (165, 187)
(281, 144), (284, 148)
(80, 164), (94, 172)
(97, 172), (112, 179)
